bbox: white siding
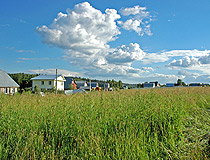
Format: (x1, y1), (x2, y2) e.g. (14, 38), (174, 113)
(32, 78), (65, 91)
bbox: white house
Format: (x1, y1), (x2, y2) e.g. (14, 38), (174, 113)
(31, 75), (66, 91)
(0, 70), (19, 94)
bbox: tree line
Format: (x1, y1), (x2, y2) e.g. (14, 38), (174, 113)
(9, 73), (38, 91)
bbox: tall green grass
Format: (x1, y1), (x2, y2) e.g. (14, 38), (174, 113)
(0, 87), (210, 159)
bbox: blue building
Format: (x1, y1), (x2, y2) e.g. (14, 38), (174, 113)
(166, 83), (175, 87)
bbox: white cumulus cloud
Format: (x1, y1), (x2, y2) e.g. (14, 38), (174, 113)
(167, 56), (200, 67)
(118, 5), (152, 36)
(36, 2), (121, 54)
(106, 43), (145, 65)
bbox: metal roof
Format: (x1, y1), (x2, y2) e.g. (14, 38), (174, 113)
(0, 70), (19, 87)
(31, 75), (62, 80)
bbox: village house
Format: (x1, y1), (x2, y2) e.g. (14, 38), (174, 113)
(64, 77), (77, 90)
(99, 83), (110, 89)
(31, 75), (66, 91)
(144, 82), (155, 88)
(0, 70), (19, 94)
(75, 81), (88, 89)
(87, 82), (99, 89)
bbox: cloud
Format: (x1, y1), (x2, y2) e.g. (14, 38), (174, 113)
(118, 5), (152, 36)
(167, 56), (200, 67)
(141, 67), (154, 72)
(199, 54), (210, 64)
(36, 2), (150, 78)
(141, 49), (210, 64)
(183, 75), (210, 84)
(16, 50), (36, 53)
(178, 70), (199, 77)
(19, 57), (49, 61)
(162, 49), (210, 57)
(106, 43), (145, 65)
(29, 69), (83, 77)
(36, 2), (121, 54)
(120, 5), (148, 16)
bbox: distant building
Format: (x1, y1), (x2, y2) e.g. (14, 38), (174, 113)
(166, 83), (175, 87)
(0, 70), (19, 94)
(87, 82), (99, 89)
(31, 75), (66, 91)
(190, 83), (201, 87)
(144, 82), (155, 88)
(64, 77), (77, 90)
(75, 81), (88, 89)
(150, 81), (160, 87)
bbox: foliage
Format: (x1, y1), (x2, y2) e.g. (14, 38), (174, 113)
(0, 88), (210, 159)
(34, 84), (41, 94)
(9, 73), (38, 91)
(177, 79), (182, 85)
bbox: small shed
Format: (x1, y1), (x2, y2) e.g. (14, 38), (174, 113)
(0, 70), (19, 94)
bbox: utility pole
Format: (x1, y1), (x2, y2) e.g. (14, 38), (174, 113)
(89, 78), (91, 92)
(56, 69), (58, 95)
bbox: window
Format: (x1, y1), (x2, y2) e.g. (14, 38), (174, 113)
(41, 81), (44, 85)
(61, 82), (63, 86)
(49, 81), (52, 85)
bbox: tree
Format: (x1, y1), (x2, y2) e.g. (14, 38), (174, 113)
(177, 79), (182, 86)
(118, 80), (123, 89)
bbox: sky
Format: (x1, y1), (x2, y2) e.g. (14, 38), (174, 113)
(1, 0), (210, 84)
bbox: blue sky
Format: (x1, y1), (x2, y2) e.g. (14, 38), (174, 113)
(1, 0), (210, 84)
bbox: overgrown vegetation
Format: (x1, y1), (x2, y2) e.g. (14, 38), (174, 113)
(9, 73), (38, 91)
(0, 87), (210, 159)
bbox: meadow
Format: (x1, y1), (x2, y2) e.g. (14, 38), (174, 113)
(0, 87), (210, 159)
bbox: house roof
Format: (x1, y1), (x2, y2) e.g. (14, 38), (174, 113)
(0, 70), (19, 87)
(31, 75), (63, 80)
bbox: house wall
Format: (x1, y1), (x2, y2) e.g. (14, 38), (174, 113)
(53, 80), (64, 90)
(0, 87), (18, 94)
(32, 80), (64, 91)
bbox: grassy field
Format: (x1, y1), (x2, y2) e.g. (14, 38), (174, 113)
(0, 87), (210, 159)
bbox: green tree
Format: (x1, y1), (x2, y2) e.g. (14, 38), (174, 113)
(177, 79), (182, 86)
(119, 80), (123, 89)
(34, 85), (41, 94)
